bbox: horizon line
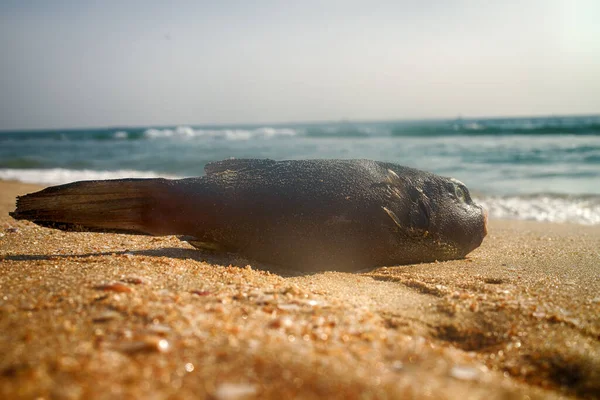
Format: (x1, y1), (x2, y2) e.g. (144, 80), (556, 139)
(1, 112), (599, 134)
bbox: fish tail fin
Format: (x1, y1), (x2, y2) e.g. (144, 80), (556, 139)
(10, 178), (181, 235)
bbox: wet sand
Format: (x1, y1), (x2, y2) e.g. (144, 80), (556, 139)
(1, 179), (599, 399)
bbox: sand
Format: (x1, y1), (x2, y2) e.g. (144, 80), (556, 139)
(1, 179), (599, 399)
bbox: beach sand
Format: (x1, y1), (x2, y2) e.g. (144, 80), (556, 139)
(1, 179), (599, 399)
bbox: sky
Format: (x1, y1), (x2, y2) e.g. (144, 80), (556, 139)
(0, 0), (599, 130)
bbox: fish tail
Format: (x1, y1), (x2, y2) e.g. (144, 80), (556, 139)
(10, 178), (182, 235)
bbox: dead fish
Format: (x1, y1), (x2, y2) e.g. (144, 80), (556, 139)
(10, 159), (487, 271)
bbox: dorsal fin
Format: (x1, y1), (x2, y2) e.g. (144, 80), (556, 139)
(204, 159), (277, 175)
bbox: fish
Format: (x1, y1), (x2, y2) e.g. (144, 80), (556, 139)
(9, 159), (487, 271)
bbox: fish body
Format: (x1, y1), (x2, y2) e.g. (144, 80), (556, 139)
(10, 159), (487, 271)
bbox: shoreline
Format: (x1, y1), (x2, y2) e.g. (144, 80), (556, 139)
(1, 179), (599, 398)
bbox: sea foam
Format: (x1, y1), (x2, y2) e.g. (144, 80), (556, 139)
(477, 195), (600, 225)
(143, 126), (297, 140)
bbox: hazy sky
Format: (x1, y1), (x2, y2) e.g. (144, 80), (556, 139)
(1, 0), (598, 130)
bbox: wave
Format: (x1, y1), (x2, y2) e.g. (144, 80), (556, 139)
(113, 130), (129, 139)
(389, 118), (600, 137)
(112, 117), (600, 139)
(143, 126), (298, 140)
(2, 116), (599, 142)
(303, 125), (377, 137)
(477, 194), (600, 225)
(0, 168), (179, 186)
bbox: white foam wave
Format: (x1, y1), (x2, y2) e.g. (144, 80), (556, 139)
(477, 195), (600, 225)
(144, 126), (297, 140)
(0, 168), (178, 186)
(113, 131), (128, 139)
(459, 122), (485, 131)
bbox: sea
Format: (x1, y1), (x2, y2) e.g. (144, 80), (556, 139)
(1, 115), (599, 225)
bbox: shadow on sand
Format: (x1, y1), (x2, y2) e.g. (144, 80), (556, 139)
(3, 247), (317, 277)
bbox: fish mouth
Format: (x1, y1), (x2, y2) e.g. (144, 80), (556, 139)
(460, 206), (488, 255)
(467, 206), (488, 253)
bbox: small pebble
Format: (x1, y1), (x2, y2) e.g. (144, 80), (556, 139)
(190, 290), (211, 296)
(93, 282), (132, 293)
(92, 311), (121, 323)
(146, 324), (171, 335)
(214, 383), (257, 400)
(121, 276), (145, 285)
(449, 365), (480, 381)
(391, 360), (404, 371)
(296, 299), (324, 307)
(269, 317), (293, 329)
(254, 295), (275, 305)
(115, 337), (169, 354)
(277, 303), (301, 312)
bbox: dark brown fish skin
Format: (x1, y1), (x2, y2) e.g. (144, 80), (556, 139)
(10, 159), (487, 271)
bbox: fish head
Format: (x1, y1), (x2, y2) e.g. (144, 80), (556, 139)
(382, 166), (487, 260)
(418, 176), (487, 257)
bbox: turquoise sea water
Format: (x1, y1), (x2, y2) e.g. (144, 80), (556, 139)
(1, 115), (599, 224)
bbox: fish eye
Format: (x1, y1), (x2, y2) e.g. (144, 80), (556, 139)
(454, 184), (466, 202)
